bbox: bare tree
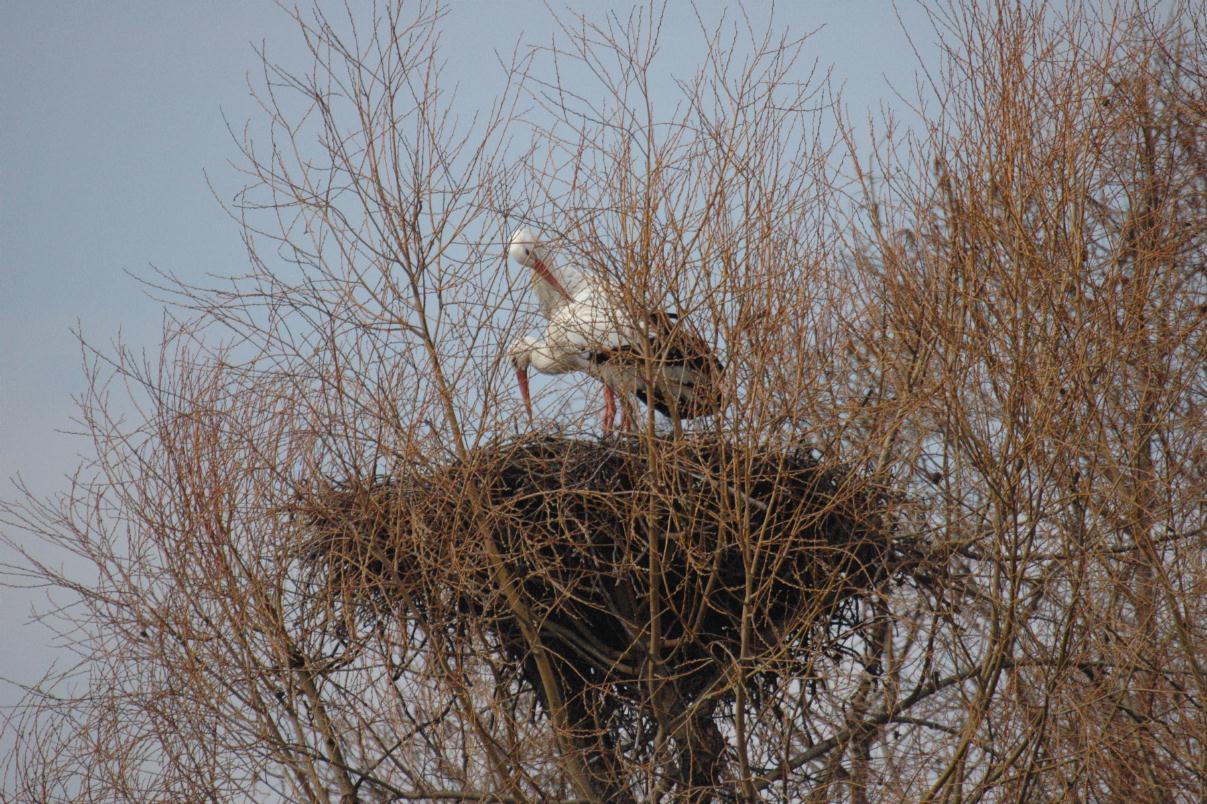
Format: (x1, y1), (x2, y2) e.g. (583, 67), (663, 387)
(3, 1), (1204, 801)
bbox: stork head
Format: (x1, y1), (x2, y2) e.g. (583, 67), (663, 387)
(506, 335), (538, 421)
(508, 226), (572, 303)
(508, 227), (542, 268)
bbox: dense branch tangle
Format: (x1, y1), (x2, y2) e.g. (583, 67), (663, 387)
(299, 434), (916, 800)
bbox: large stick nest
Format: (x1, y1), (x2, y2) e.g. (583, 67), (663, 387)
(298, 434), (918, 712)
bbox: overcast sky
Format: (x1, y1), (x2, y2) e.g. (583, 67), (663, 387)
(0, 0), (933, 739)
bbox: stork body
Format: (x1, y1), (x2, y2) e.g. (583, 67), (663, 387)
(507, 227), (724, 432)
(547, 287), (723, 426)
(586, 310), (724, 422)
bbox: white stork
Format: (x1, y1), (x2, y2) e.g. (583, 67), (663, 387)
(507, 227), (724, 432)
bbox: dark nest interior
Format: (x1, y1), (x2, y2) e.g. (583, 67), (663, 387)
(298, 433), (922, 797)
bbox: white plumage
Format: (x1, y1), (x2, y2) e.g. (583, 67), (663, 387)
(506, 332), (591, 420)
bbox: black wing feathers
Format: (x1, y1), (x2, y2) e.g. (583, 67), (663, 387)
(590, 308), (723, 419)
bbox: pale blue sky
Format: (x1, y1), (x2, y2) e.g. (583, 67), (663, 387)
(0, 0), (932, 737)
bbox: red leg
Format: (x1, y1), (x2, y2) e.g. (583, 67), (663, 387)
(603, 385), (616, 436)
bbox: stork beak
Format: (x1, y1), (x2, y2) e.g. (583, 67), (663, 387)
(532, 256), (572, 302)
(515, 365), (533, 422)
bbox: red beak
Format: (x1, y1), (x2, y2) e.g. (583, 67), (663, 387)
(532, 256), (572, 302)
(515, 365), (533, 422)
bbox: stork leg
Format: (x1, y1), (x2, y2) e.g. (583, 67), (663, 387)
(603, 385), (616, 437)
(619, 400), (633, 431)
